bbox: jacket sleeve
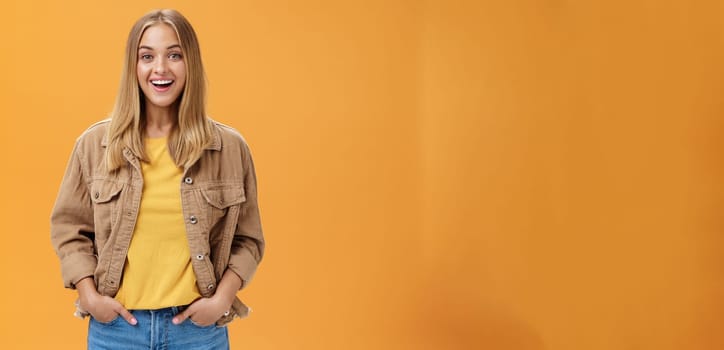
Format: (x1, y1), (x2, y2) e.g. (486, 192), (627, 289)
(227, 141), (264, 290)
(50, 139), (97, 289)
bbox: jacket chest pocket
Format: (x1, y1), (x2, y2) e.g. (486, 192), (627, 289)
(90, 180), (125, 251)
(200, 185), (246, 232)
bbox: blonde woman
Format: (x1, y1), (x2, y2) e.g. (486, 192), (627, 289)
(50, 9), (264, 349)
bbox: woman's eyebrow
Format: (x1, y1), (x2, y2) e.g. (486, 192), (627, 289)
(138, 44), (181, 51)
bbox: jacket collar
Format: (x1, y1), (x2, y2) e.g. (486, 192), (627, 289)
(100, 126), (222, 151)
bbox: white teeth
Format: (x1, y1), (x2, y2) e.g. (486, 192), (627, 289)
(151, 80), (173, 84)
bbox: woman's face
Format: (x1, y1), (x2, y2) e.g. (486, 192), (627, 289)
(136, 24), (186, 111)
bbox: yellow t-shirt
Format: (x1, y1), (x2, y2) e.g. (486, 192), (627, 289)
(115, 137), (201, 309)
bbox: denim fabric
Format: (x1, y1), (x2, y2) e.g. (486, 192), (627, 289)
(88, 306), (229, 350)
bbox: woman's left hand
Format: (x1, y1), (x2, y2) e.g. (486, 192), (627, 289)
(172, 296), (231, 327)
(172, 270), (242, 327)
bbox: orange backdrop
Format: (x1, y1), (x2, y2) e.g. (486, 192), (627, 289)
(1, 0), (722, 349)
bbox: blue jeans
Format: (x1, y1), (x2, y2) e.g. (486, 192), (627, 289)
(87, 306), (229, 350)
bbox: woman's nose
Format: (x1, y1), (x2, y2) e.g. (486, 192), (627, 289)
(154, 58), (168, 74)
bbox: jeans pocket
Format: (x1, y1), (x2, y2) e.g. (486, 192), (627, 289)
(187, 318), (214, 329)
(92, 314), (121, 326)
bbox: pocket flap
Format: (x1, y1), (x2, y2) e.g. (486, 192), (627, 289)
(201, 186), (246, 209)
(90, 180), (124, 203)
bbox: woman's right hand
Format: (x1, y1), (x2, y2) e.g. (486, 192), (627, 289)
(76, 277), (137, 325)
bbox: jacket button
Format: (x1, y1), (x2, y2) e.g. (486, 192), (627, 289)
(184, 177), (193, 184)
(196, 254), (204, 260)
(189, 216), (198, 224)
(207, 284), (215, 290)
(94, 192), (99, 199)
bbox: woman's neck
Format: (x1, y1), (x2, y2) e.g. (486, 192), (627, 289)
(145, 104), (178, 138)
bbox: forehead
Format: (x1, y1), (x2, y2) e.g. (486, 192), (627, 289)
(139, 24), (180, 48)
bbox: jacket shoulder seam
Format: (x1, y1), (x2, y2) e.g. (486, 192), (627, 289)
(211, 120), (249, 147)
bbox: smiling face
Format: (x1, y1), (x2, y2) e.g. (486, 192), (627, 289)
(136, 24), (186, 113)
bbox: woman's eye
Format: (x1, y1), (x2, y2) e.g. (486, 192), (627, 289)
(140, 54), (153, 60)
(169, 53), (182, 60)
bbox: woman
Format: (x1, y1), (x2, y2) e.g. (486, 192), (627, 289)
(50, 9), (264, 349)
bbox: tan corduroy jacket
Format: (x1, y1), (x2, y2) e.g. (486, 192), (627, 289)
(50, 119), (264, 326)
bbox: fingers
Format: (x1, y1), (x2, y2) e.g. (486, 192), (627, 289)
(115, 305), (137, 325)
(172, 303), (194, 325)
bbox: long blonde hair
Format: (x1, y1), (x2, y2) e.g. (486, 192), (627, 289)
(105, 9), (213, 172)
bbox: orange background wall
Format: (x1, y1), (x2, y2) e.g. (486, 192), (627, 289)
(1, 0), (722, 349)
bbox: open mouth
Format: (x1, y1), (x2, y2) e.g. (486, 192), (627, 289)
(151, 79), (174, 90)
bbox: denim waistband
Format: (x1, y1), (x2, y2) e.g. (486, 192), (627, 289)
(128, 304), (190, 315)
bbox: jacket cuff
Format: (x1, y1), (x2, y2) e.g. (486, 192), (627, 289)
(61, 253), (97, 289)
(227, 247), (258, 290)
